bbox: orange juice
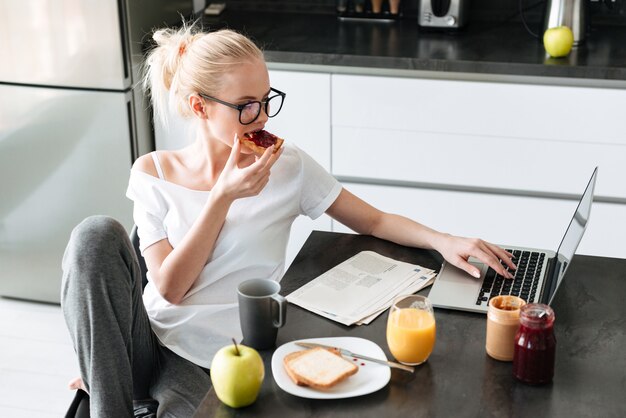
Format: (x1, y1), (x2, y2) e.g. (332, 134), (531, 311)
(387, 308), (436, 365)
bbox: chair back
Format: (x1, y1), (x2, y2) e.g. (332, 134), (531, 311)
(130, 225), (149, 290)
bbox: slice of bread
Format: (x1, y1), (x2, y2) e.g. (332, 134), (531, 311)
(283, 347), (358, 389)
(240, 131), (284, 156)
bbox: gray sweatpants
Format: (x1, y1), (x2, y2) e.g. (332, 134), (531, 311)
(61, 216), (212, 418)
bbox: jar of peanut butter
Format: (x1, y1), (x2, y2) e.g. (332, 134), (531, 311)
(486, 295), (526, 361)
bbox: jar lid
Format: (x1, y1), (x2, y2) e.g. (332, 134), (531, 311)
(520, 303), (555, 328)
(487, 295), (525, 323)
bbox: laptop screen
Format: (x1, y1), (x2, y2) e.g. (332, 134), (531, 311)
(548, 167), (598, 304)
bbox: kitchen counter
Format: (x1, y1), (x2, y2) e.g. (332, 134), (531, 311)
(203, 11), (626, 86)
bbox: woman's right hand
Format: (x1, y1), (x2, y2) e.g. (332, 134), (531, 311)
(213, 134), (282, 202)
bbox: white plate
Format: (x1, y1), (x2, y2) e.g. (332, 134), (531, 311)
(271, 336), (391, 399)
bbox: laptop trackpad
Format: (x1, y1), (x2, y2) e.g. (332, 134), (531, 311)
(444, 262), (486, 284)
(429, 261), (486, 311)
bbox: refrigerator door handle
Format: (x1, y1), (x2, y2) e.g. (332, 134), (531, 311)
(117, 0), (132, 85)
(126, 91), (138, 164)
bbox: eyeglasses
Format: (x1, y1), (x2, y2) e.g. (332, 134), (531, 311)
(198, 87), (286, 125)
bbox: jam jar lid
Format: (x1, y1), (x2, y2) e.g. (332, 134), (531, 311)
(519, 303), (555, 328)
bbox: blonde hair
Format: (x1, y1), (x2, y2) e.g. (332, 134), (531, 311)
(142, 22), (264, 128)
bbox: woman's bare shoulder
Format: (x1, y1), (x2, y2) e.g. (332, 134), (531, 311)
(132, 149), (189, 181)
(132, 153), (159, 178)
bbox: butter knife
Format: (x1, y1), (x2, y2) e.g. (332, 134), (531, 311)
(295, 341), (414, 373)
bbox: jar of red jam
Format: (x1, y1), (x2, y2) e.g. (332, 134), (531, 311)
(512, 303), (556, 384)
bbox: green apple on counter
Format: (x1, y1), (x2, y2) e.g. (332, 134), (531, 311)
(210, 340), (265, 408)
(543, 26), (574, 58)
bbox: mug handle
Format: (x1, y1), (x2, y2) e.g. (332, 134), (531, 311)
(271, 294), (287, 328)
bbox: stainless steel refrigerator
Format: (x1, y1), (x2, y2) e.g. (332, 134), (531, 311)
(0, 0), (195, 303)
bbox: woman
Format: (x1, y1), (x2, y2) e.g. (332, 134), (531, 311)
(62, 23), (515, 418)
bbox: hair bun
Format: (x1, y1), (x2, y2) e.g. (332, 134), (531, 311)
(150, 28), (195, 91)
(153, 28), (194, 58)
(152, 28), (178, 47)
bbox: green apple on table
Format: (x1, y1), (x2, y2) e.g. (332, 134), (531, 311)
(210, 340), (265, 408)
(543, 26), (574, 58)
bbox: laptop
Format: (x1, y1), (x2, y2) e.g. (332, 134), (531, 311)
(429, 167), (598, 314)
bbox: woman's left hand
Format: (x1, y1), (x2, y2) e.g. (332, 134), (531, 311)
(434, 234), (516, 279)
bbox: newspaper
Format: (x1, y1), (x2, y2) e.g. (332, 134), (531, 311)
(286, 251), (437, 326)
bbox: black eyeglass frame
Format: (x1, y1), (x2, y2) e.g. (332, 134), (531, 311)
(198, 87), (286, 125)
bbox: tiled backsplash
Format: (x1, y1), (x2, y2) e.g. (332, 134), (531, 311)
(221, 0), (625, 22)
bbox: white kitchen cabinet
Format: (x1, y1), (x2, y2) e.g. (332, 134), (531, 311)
(332, 75), (626, 145)
(334, 183), (626, 259)
(333, 126), (625, 199)
(154, 109), (193, 151)
(267, 70), (331, 170)
(331, 74), (626, 200)
(329, 73), (626, 258)
(267, 70), (333, 267)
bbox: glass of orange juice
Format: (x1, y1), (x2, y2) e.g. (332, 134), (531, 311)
(386, 295), (436, 365)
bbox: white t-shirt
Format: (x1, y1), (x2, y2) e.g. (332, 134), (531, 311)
(126, 143), (342, 367)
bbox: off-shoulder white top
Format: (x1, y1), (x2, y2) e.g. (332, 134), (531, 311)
(126, 143), (342, 367)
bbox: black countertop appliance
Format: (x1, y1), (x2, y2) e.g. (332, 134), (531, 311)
(418, 0), (470, 28)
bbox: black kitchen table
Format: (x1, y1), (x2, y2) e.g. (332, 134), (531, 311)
(193, 231), (626, 418)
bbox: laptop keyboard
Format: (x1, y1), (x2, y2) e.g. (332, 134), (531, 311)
(475, 249), (545, 306)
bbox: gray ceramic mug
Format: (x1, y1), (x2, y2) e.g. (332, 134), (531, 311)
(237, 278), (287, 350)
